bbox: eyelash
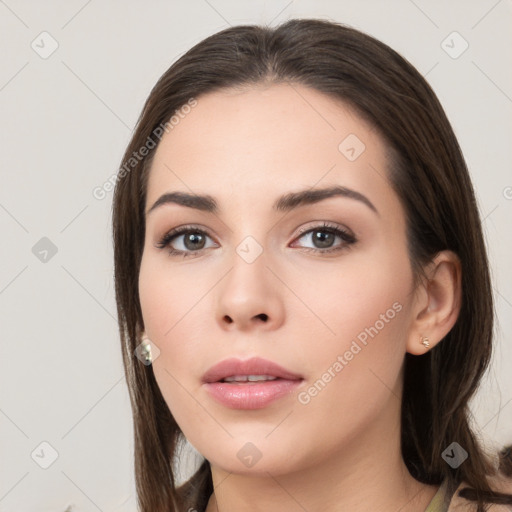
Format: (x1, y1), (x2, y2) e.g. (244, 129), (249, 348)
(155, 222), (357, 258)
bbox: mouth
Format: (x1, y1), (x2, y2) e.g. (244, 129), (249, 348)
(202, 356), (303, 383)
(202, 357), (304, 409)
(221, 375), (280, 383)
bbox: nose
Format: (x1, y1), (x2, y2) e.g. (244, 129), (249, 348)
(215, 246), (285, 332)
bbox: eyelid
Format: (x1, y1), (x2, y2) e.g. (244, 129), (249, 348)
(295, 221), (354, 238)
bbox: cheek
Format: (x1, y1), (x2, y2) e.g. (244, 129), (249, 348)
(138, 254), (214, 389)
(289, 247), (411, 349)
(290, 247), (412, 407)
(138, 257), (207, 434)
(138, 254), (203, 343)
(288, 270), (411, 459)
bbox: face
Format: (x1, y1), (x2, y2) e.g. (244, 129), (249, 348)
(138, 83), (417, 476)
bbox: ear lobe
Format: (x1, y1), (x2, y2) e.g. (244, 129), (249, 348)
(406, 250), (462, 355)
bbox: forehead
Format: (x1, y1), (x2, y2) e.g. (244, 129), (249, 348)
(145, 83), (393, 214)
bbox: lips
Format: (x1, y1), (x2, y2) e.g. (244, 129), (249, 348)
(202, 357), (303, 383)
(202, 357), (304, 410)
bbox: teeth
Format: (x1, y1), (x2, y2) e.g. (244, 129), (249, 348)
(223, 375), (278, 383)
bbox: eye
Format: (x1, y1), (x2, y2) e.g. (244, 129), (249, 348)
(291, 222), (357, 254)
(155, 221), (357, 258)
(155, 225), (217, 258)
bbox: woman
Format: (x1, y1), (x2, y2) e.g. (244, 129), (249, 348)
(112, 18), (512, 512)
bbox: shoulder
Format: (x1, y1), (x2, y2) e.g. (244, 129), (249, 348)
(448, 473), (512, 511)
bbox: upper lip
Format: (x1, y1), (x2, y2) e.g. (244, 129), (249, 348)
(202, 357), (303, 383)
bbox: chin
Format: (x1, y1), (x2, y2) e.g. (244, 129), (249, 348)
(188, 432), (310, 476)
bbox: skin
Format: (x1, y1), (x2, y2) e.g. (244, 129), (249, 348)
(138, 82), (461, 511)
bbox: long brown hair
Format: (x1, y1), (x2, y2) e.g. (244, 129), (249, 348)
(112, 18), (512, 512)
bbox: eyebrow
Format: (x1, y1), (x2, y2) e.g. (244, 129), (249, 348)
(146, 185), (378, 217)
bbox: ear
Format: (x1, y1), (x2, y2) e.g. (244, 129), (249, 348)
(406, 250), (462, 355)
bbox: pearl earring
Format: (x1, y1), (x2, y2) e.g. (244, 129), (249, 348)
(141, 337), (152, 364)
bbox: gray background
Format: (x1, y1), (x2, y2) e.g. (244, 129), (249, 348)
(1, 1), (511, 511)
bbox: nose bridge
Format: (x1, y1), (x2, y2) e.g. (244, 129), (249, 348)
(224, 197), (272, 268)
(226, 232), (270, 301)
(215, 228), (284, 330)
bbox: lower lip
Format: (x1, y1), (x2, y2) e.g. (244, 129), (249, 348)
(203, 379), (302, 409)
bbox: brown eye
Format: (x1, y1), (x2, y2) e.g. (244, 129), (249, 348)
(182, 232), (207, 250)
(155, 226), (216, 258)
(293, 223), (357, 253)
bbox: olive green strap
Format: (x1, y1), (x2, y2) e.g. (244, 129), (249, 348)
(424, 479), (459, 512)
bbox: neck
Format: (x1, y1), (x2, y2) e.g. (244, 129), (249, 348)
(204, 393), (439, 512)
